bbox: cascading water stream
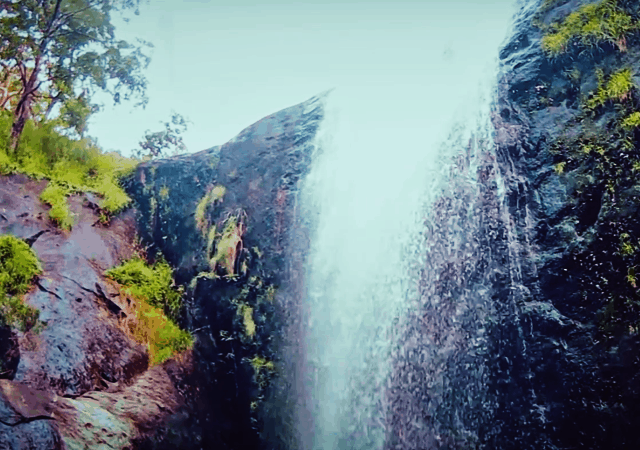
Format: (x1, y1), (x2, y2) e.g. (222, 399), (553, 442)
(294, 3), (525, 448)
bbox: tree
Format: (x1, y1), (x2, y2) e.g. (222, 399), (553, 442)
(136, 112), (190, 159)
(0, 0), (152, 152)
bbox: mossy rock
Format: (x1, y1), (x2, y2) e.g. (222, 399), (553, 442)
(0, 234), (42, 331)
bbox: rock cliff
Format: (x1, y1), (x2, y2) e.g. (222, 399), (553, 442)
(3, 0), (640, 448)
(0, 91), (327, 449)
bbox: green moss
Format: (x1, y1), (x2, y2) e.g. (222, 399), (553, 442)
(39, 182), (74, 230)
(540, 0), (637, 56)
(627, 266), (637, 287)
(105, 255), (183, 321)
(206, 224), (217, 258)
(250, 355), (275, 372)
(249, 355), (275, 389)
(195, 184), (226, 235)
(0, 112), (138, 221)
(238, 303), (256, 339)
(618, 233), (640, 256)
(622, 111), (640, 129)
(159, 185), (170, 200)
(585, 67), (635, 110)
(210, 215), (243, 277)
(105, 255), (192, 365)
(554, 161), (567, 174)
(0, 235), (42, 331)
(129, 300), (192, 365)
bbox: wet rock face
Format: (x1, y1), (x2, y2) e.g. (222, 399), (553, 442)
(0, 174), (148, 399)
(123, 92), (327, 449)
(494, 0), (640, 448)
(0, 327), (19, 380)
(0, 173), (190, 448)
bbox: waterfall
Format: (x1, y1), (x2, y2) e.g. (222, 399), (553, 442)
(295, 4), (523, 449)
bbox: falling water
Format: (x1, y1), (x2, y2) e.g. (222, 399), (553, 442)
(295, 3), (524, 449)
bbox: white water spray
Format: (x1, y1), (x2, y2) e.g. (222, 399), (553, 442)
(297, 5), (520, 448)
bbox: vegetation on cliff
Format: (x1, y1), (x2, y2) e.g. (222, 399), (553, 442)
(536, 0), (640, 338)
(538, 0), (638, 56)
(105, 255), (193, 364)
(0, 0), (192, 231)
(195, 184), (226, 235)
(0, 234), (42, 331)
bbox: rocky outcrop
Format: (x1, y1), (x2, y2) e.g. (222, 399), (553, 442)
(0, 89), (328, 449)
(119, 91), (328, 449)
(492, 0), (640, 448)
(385, 0), (640, 448)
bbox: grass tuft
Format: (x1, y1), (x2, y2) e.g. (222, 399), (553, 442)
(105, 255), (183, 321)
(622, 111), (640, 129)
(210, 215), (243, 277)
(0, 111), (139, 225)
(0, 234), (42, 331)
(195, 184), (226, 235)
(105, 255), (192, 365)
(39, 182), (74, 230)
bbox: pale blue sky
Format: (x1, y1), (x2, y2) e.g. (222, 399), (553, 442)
(87, 0), (518, 157)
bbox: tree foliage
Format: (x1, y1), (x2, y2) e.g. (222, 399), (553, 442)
(136, 112), (189, 159)
(0, 0), (152, 150)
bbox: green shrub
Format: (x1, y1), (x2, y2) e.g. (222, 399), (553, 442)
(105, 255), (192, 365)
(0, 234), (42, 331)
(540, 0), (637, 56)
(39, 182), (74, 230)
(129, 300), (192, 365)
(89, 175), (131, 214)
(0, 113), (139, 223)
(585, 67), (635, 110)
(105, 255), (183, 320)
(622, 111), (640, 129)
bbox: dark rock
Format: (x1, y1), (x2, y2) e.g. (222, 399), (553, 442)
(123, 91), (329, 449)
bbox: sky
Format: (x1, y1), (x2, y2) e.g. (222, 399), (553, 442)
(87, 0), (520, 157)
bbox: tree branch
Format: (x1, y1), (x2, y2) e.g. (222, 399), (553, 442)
(46, 0), (103, 41)
(39, 0), (64, 53)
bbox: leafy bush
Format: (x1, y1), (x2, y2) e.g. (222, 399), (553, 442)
(249, 355), (275, 390)
(540, 0), (637, 56)
(105, 255), (183, 321)
(105, 255), (192, 365)
(39, 182), (74, 230)
(0, 111), (139, 221)
(128, 300), (192, 365)
(0, 234), (42, 331)
(585, 67), (636, 110)
(622, 111), (640, 129)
